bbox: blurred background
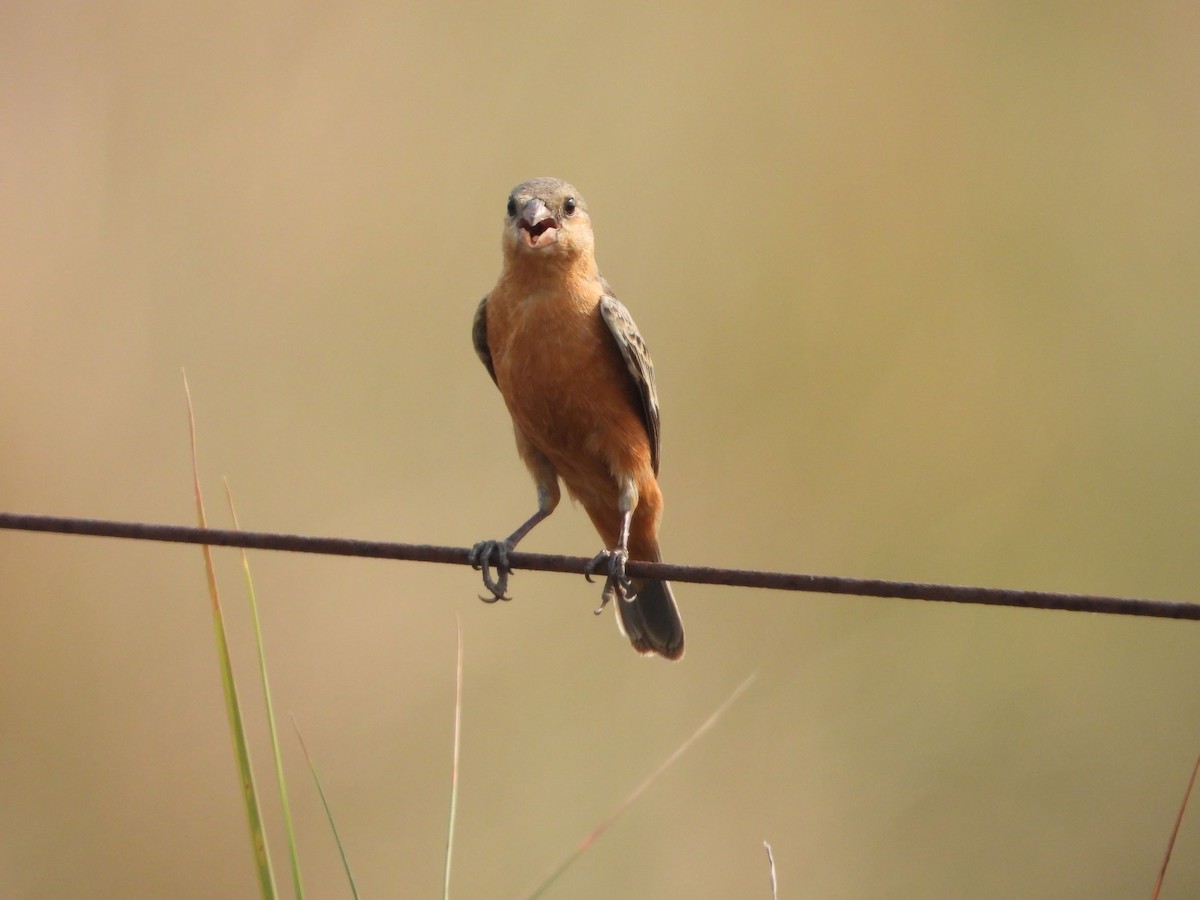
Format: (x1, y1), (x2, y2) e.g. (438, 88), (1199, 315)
(3, 2), (1199, 897)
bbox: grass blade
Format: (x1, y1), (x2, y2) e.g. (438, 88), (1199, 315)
(1151, 750), (1200, 900)
(291, 716), (361, 899)
(444, 614), (464, 900)
(184, 372), (277, 898)
(763, 841), (777, 899)
(225, 479), (304, 899)
(522, 672), (757, 900)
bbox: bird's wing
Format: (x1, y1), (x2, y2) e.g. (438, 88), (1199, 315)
(599, 293), (661, 474)
(472, 295), (498, 385)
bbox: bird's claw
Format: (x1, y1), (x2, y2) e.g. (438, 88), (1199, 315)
(585, 548), (636, 615)
(469, 539), (513, 602)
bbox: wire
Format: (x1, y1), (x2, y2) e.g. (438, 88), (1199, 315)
(0, 511), (1195, 621)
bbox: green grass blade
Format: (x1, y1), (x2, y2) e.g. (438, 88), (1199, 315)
(225, 479), (304, 899)
(444, 614), (464, 900)
(184, 373), (277, 898)
(522, 672), (757, 900)
(291, 716), (361, 899)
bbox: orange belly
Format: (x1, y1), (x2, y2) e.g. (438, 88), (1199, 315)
(487, 283), (661, 556)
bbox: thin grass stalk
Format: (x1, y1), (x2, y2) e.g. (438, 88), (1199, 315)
(184, 373), (277, 898)
(522, 673), (756, 899)
(444, 614), (464, 900)
(225, 480), (304, 899)
(291, 716), (361, 899)
(1151, 750), (1200, 900)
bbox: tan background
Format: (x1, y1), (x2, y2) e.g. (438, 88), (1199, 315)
(3, 3), (1200, 898)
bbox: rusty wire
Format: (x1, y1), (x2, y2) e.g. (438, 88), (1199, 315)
(1, 511), (1196, 621)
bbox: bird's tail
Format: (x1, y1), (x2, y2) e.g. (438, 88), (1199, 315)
(616, 577), (685, 661)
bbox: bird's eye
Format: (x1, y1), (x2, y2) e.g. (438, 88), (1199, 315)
(506, 197), (517, 217)
(563, 197), (577, 216)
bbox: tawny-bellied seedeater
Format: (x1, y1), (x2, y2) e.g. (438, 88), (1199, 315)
(470, 178), (684, 660)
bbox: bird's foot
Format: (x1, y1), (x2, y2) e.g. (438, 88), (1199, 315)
(585, 548), (637, 615)
(468, 539), (514, 602)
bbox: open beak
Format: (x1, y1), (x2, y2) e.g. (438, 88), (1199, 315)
(517, 198), (559, 249)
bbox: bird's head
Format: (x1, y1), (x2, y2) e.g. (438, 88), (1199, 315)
(501, 178), (594, 265)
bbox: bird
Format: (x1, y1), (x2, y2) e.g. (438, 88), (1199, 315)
(469, 177), (685, 660)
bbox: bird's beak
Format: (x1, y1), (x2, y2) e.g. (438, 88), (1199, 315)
(517, 198), (559, 249)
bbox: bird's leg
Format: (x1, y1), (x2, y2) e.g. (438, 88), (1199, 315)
(470, 485), (555, 602)
(585, 478), (638, 613)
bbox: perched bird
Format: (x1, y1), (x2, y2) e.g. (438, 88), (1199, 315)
(469, 177), (685, 660)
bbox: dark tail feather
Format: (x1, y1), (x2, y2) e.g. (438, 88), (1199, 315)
(616, 579), (685, 661)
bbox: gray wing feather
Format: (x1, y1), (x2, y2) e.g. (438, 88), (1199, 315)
(472, 296), (497, 385)
(599, 293), (661, 474)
